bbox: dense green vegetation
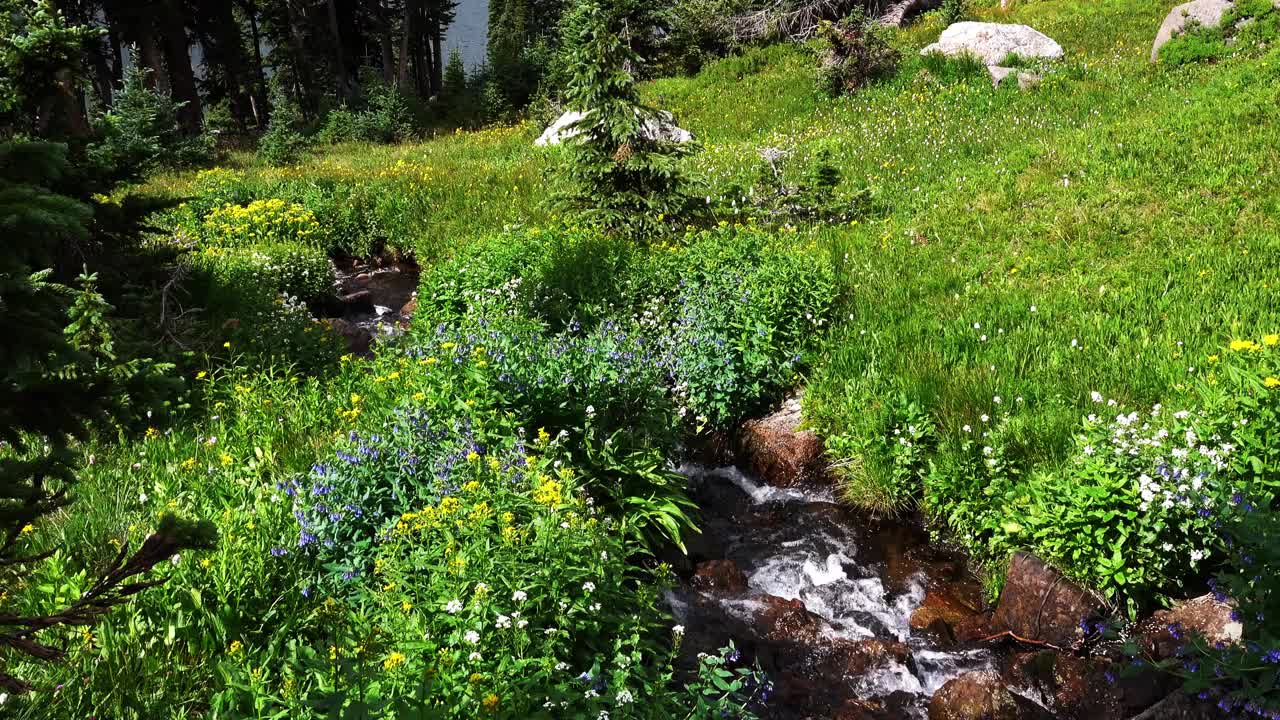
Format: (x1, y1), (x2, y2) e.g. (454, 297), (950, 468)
(6, 0), (1280, 715)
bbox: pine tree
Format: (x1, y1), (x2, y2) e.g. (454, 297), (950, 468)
(556, 0), (697, 239)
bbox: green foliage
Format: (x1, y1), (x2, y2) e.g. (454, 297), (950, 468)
(87, 63), (214, 182)
(0, 0), (100, 132)
(556, 0), (699, 238)
(1, 140), (190, 696)
(1159, 0), (1280, 66)
(188, 242), (334, 306)
(257, 84), (310, 166)
(939, 0), (970, 27)
(829, 396), (934, 513)
(816, 11), (901, 97)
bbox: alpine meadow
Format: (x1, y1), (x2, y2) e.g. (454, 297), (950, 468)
(3, 0), (1280, 718)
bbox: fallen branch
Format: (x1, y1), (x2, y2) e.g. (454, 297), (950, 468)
(976, 629), (1064, 651)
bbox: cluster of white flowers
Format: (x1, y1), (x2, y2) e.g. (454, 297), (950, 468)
(1078, 394), (1239, 558)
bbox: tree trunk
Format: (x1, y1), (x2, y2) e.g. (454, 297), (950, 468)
(138, 31), (168, 93)
(245, 1), (269, 126)
(207, 0), (252, 130)
(157, 0), (203, 134)
(430, 25), (443, 95)
(376, 0), (396, 84)
(284, 0), (315, 117)
(326, 0), (351, 101)
(397, 0), (418, 92)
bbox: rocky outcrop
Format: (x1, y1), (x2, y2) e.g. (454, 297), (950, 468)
(921, 22), (1065, 66)
(738, 393), (827, 487)
(928, 670), (1053, 720)
(535, 109), (694, 147)
(990, 552), (1102, 647)
(1151, 0), (1234, 62)
(1137, 592), (1242, 660)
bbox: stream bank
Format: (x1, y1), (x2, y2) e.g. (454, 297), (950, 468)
(669, 397), (1230, 720)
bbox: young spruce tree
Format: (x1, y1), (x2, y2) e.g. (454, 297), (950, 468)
(557, 0), (697, 239)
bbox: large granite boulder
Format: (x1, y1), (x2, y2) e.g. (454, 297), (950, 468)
(535, 109), (693, 147)
(921, 22), (1064, 66)
(990, 552), (1102, 647)
(1151, 0), (1234, 62)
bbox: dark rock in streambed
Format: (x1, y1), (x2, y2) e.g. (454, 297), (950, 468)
(322, 317), (373, 356)
(339, 289), (375, 314)
(692, 559), (750, 594)
(928, 670), (1053, 720)
(738, 393), (829, 488)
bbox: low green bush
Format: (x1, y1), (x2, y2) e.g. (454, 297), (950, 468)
(816, 11), (900, 97)
(186, 241), (333, 306)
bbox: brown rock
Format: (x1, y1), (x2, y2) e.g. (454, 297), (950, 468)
(691, 560), (749, 594)
(1137, 593), (1242, 661)
(816, 638), (912, 679)
(400, 295), (418, 317)
(322, 318), (373, 356)
(953, 612), (994, 642)
(754, 594), (825, 643)
(928, 670), (1053, 720)
(340, 289), (375, 314)
(911, 590), (978, 629)
(991, 552), (1102, 647)
(1128, 691), (1223, 720)
(739, 393), (827, 487)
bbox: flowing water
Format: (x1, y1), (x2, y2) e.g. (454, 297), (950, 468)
(670, 464), (996, 719)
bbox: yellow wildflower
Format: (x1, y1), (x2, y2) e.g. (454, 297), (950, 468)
(384, 652), (407, 671)
(220, 453), (233, 466)
(20, 523), (34, 535)
(1230, 339), (1261, 352)
(229, 640), (244, 656)
(181, 457), (198, 470)
(1265, 377), (1280, 389)
(1265, 334), (1280, 347)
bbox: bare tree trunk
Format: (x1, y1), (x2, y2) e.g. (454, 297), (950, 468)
(244, 1), (269, 126)
(397, 0), (417, 92)
(326, 0), (351, 100)
(284, 0), (315, 117)
(376, 0), (396, 84)
(157, 0), (202, 134)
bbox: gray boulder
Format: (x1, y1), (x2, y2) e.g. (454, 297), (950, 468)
(535, 109), (693, 147)
(921, 21), (1064, 65)
(1150, 0), (1234, 62)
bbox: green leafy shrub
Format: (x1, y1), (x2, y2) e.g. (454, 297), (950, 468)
(829, 396), (934, 512)
(939, 0), (969, 26)
(186, 241), (334, 309)
(315, 106), (360, 145)
(202, 198), (327, 250)
(923, 335), (1280, 614)
(816, 12), (900, 97)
